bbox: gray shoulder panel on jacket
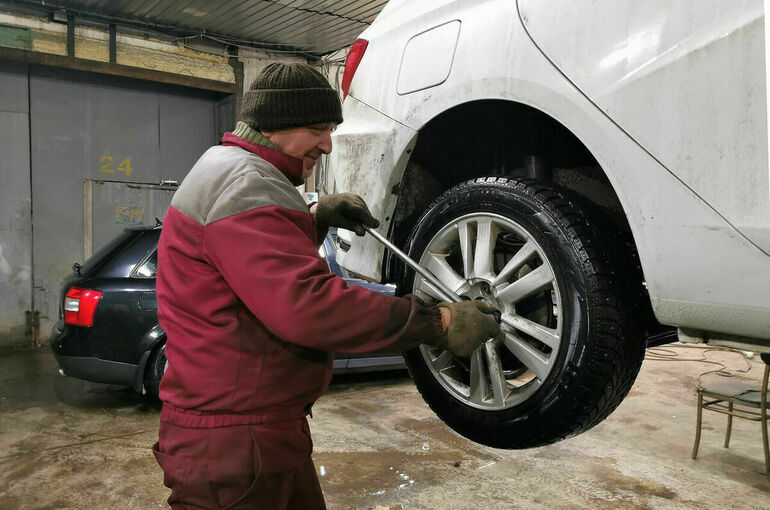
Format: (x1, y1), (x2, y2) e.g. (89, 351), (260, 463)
(171, 145), (308, 225)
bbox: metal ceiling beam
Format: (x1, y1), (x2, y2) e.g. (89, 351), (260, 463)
(4, 0), (381, 55)
(4, 0), (327, 56)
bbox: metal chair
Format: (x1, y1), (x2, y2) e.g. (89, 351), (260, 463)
(692, 353), (769, 479)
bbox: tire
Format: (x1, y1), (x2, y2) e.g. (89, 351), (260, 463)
(145, 342), (167, 400)
(400, 177), (646, 449)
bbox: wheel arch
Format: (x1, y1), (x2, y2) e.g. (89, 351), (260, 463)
(388, 99), (618, 275)
(386, 98), (672, 340)
(132, 324), (166, 393)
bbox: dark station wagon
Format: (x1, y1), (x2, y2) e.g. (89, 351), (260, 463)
(50, 226), (403, 398)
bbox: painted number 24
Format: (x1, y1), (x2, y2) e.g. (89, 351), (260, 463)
(99, 156), (132, 176)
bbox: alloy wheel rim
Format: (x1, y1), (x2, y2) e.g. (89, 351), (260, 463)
(412, 212), (563, 411)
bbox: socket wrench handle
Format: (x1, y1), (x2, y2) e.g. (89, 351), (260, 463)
(364, 226), (463, 303)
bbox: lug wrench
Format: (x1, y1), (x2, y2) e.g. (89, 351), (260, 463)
(363, 226), (462, 303)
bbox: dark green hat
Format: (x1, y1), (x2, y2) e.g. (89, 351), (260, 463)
(240, 63), (343, 130)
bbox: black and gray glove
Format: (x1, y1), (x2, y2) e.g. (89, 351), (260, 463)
(315, 193), (379, 236)
(434, 301), (501, 357)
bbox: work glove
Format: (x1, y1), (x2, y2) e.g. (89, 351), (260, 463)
(315, 193), (379, 236)
(434, 301), (501, 358)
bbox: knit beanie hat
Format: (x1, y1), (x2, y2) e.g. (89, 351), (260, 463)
(240, 63), (343, 130)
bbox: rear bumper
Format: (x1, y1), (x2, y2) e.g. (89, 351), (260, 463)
(50, 322), (138, 387)
(54, 353), (137, 386)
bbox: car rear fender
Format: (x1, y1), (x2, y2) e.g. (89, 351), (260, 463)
(329, 96), (418, 281)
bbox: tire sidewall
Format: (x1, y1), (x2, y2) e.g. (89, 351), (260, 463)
(147, 341), (167, 399)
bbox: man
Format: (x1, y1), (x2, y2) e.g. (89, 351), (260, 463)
(153, 63), (499, 509)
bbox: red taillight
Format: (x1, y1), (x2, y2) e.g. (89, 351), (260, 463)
(341, 38), (369, 99)
(64, 287), (103, 327)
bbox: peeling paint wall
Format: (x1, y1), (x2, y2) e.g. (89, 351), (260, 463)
(0, 11), (235, 83)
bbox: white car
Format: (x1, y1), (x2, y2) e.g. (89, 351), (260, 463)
(330, 0), (770, 449)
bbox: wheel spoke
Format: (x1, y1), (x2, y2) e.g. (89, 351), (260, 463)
(424, 252), (468, 294)
(491, 240), (537, 287)
(484, 342), (508, 406)
(469, 349), (488, 404)
(415, 212), (564, 410)
(500, 313), (560, 349)
(457, 221), (474, 279)
(431, 349), (455, 372)
(495, 263), (554, 305)
(501, 332), (550, 381)
(416, 279), (454, 302)
(473, 218), (496, 280)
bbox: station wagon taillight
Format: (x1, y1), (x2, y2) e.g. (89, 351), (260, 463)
(64, 287), (103, 327)
(342, 38), (369, 99)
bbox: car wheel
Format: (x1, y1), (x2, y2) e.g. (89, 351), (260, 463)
(145, 342), (167, 400)
(400, 177), (646, 449)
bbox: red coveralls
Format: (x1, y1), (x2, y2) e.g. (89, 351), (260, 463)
(153, 130), (443, 509)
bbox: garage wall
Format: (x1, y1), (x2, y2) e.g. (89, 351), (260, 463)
(0, 40), (327, 346)
(28, 65), (225, 337)
(0, 62), (231, 347)
(0, 61), (32, 345)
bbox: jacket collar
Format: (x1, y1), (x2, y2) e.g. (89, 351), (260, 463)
(221, 122), (304, 186)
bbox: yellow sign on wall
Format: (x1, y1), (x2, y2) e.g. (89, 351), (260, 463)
(99, 156), (133, 176)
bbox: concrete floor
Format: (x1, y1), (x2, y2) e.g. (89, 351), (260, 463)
(0, 344), (768, 510)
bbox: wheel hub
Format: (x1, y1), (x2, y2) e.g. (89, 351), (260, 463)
(461, 280), (503, 311)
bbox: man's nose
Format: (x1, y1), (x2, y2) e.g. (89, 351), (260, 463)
(318, 131), (332, 154)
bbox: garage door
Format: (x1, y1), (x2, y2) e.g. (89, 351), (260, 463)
(85, 180), (177, 258)
(0, 63), (231, 341)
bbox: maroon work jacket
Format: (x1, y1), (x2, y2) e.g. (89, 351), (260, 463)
(156, 133), (443, 427)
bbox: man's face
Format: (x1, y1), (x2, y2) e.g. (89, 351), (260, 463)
(262, 123), (336, 179)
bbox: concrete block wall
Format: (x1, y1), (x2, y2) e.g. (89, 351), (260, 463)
(0, 11), (235, 83)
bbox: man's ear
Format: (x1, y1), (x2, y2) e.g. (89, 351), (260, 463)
(260, 129), (274, 139)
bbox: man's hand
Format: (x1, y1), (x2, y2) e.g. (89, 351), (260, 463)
(434, 301), (501, 357)
(315, 193), (379, 236)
